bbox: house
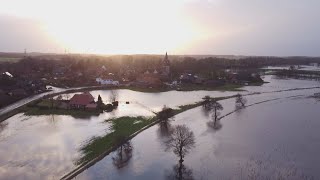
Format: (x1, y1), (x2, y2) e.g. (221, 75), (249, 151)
(227, 72), (263, 84)
(69, 92), (96, 109)
(179, 73), (197, 83)
(136, 74), (163, 87)
(96, 78), (119, 85)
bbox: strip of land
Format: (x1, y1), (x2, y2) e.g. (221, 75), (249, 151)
(0, 84), (244, 122)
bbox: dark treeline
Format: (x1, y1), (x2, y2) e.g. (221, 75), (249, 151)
(2, 55), (320, 75)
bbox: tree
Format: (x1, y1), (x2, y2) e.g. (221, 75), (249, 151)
(97, 94), (103, 109)
(158, 106), (174, 122)
(202, 95), (211, 110)
(202, 96), (224, 123)
(166, 125), (195, 163)
(211, 100), (223, 123)
(235, 93), (247, 109)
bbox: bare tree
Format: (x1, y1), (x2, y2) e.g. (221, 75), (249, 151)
(202, 96), (224, 123)
(166, 125), (195, 163)
(235, 93), (247, 109)
(109, 90), (118, 102)
(211, 100), (223, 123)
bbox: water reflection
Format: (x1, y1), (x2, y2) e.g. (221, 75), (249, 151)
(0, 121), (8, 132)
(207, 120), (222, 131)
(201, 105), (211, 118)
(165, 162), (194, 180)
(112, 141), (133, 169)
(46, 114), (57, 125)
(157, 120), (174, 138)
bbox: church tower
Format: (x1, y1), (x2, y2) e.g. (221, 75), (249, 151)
(162, 52), (170, 76)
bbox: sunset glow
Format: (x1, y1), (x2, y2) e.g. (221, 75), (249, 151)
(1, 0), (320, 55)
(0, 0), (207, 54)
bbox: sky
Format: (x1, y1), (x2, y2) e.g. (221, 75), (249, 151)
(0, 0), (319, 56)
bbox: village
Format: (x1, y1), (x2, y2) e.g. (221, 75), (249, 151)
(0, 53), (266, 109)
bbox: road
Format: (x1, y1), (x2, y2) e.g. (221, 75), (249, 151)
(0, 86), (94, 117)
(0, 86), (66, 116)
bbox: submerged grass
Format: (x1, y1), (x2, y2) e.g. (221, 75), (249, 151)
(62, 94), (240, 179)
(177, 84), (244, 92)
(76, 116), (155, 165)
(24, 107), (101, 117)
(76, 94), (240, 165)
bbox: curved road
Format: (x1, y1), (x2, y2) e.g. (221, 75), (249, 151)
(0, 86), (95, 117)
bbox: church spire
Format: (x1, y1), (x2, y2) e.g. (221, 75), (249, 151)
(163, 52), (169, 65)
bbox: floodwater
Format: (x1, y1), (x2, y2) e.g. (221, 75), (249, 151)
(0, 75), (319, 180)
(262, 64), (320, 71)
(77, 87), (320, 180)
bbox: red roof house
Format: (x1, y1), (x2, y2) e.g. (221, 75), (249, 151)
(69, 92), (95, 109)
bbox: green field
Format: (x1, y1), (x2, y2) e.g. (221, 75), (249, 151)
(76, 116), (155, 165)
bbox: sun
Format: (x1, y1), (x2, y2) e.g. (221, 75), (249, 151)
(40, 0), (202, 54)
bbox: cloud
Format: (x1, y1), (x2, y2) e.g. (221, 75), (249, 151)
(179, 0), (320, 56)
(0, 15), (63, 53)
(0, 0), (320, 55)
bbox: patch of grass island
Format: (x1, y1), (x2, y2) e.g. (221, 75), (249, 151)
(76, 116), (155, 165)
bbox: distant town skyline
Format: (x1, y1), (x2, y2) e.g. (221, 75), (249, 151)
(0, 0), (320, 56)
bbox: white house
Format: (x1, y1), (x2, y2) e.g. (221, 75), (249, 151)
(96, 78), (119, 85)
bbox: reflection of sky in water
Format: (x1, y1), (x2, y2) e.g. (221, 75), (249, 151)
(78, 90), (320, 180)
(0, 114), (110, 180)
(0, 75), (320, 179)
(263, 65), (320, 72)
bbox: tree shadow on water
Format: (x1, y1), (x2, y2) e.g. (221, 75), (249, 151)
(157, 120), (174, 139)
(112, 140), (133, 169)
(207, 120), (223, 132)
(165, 162), (194, 180)
(201, 106), (211, 118)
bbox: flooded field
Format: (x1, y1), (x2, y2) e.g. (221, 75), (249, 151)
(262, 65), (320, 72)
(0, 75), (319, 179)
(77, 88), (320, 180)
